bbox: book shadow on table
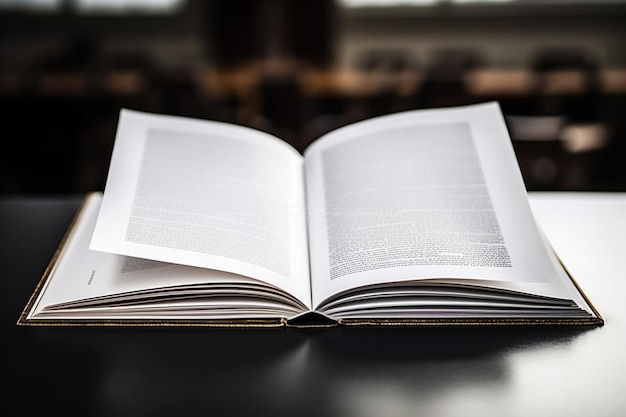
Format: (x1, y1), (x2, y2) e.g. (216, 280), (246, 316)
(10, 325), (597, 417)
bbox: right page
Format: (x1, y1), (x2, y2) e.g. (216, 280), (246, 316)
(304, 102), (593, 315)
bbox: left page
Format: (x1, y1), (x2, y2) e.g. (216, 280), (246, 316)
(90, 109), (311, 309)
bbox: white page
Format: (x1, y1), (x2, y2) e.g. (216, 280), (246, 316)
(304, 102), (568, 309)
(90, 109), (311, 308)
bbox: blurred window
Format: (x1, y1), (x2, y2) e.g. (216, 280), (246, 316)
(339, 0), (626, 7)
(0, 0), (61, 12)
(0, 0), (184, 14)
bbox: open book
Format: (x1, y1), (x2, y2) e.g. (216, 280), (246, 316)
(18, 102), (603, 327)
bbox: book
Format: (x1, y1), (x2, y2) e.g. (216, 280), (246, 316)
(18, 102), (603, 327)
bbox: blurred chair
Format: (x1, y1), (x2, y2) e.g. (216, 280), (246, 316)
(558, 122), (611, 190)
(420, 47), (486, 108)
(354, 49), (420, 116)
(254, 59), (304, 147)
(99, 54), (153, 97)
(501, 47), (611, 190)
(506, 115), (568, 190)
(530, 47), (600, 122)
(465, 67), (537, 115)
(28, 32), (101, 97)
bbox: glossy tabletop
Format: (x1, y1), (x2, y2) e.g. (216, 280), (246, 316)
(2, 192), (625, 417)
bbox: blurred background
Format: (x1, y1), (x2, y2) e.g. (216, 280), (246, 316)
(1, 0), (625, 195)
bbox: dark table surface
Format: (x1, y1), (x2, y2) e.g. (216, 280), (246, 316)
(3, 192), (625, 417)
